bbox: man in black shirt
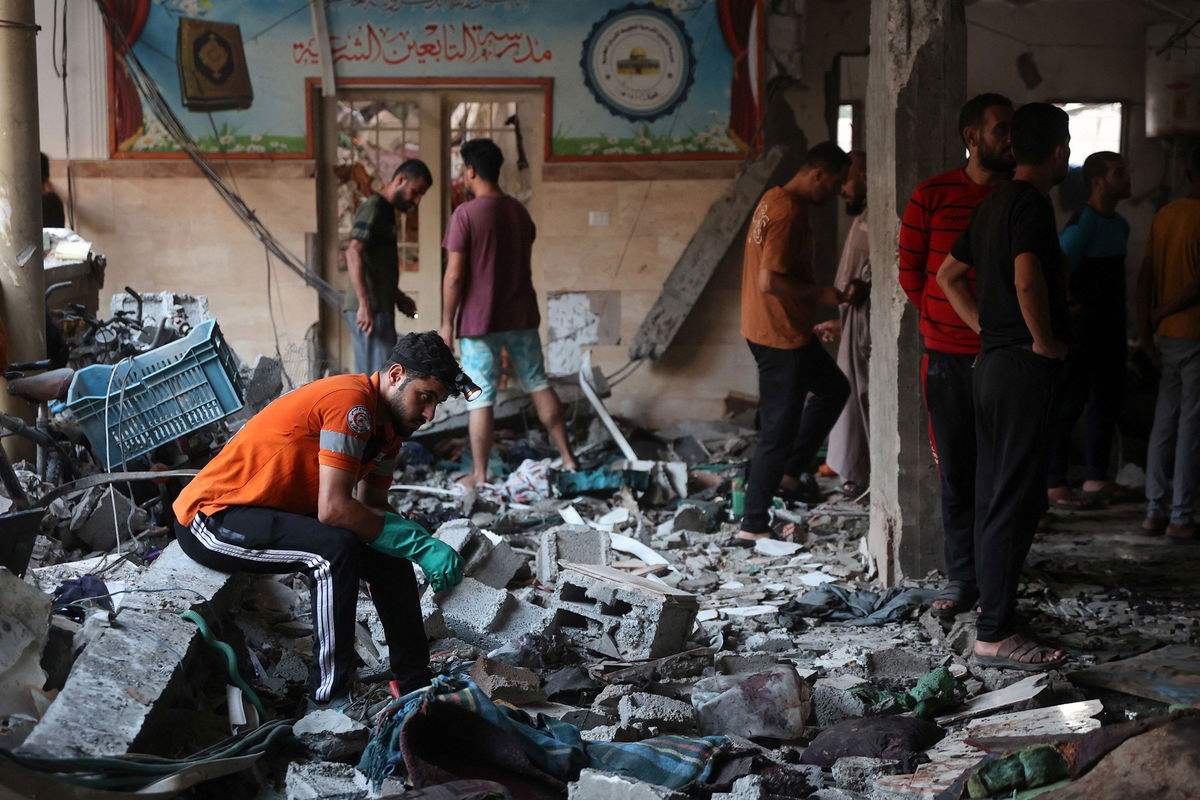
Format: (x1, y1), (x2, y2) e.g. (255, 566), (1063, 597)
(936, 103), (1070, 671)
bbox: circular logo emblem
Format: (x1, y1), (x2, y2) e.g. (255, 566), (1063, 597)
(581, 4), (696, 122)
(347, 405), (372, 435)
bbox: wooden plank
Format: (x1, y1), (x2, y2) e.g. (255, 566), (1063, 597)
(628, 145), (790, 361)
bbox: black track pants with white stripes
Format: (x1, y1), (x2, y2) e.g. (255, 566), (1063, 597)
(175, 507), (431, 702)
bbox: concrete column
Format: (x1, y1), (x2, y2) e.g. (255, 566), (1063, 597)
(866, 0), (966, 584)
(0, 0), (47, 462)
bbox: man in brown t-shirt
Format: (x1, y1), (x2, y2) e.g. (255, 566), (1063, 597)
(738, 142), (860, 541)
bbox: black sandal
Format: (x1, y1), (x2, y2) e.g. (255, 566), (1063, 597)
(931, 581), (979, 620)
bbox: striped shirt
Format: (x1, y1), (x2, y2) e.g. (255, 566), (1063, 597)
(899, 168), (999, 355)
(173, 373), (401, 527)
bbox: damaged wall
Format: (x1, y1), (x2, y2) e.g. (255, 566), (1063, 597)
(33, 1), (871, 425)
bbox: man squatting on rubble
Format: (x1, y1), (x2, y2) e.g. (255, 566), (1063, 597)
(172, 333), (471, 708)
(736, 142), (867, 543)
(439, 138), (579, 489)
(343, 160), (431, 375)
(899, 93), (1015, 621)
(938, 103), (1072, 670)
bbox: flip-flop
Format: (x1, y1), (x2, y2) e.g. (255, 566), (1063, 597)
(1049, 494), (1095, 510)
(931, 581), (979, 620)
(970, 636), (1065, 672)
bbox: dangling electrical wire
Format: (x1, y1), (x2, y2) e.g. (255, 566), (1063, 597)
(94, 0), (342, 311)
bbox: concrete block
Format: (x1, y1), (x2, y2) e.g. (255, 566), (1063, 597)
(715, 651), (787, 675)
(552, 563), (698, 660)
(569, 768), (687, 800)
(618, 692), (697, 734)
(293, 709), (370, 763)
(711, 775), (771, 800)
(812, 679), (869, 727)
(419, 592), (451, 640)
(537, 525), (611, 585)
(19, 543), (236, 758)
(435, 519), (522, 589)
(592, 683), (638, 714)
(69, 486), (149, 551)
(831, 757), (903, 793)
(864, 648), (935, 684)
(692, 667), (811, 740)
(284, 760), (369, 800)
(672, 504), (712, 533)
(433, 578), (550, 650)
(470, 657), (545, 705)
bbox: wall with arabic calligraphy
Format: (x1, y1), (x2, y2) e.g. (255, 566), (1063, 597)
(113, 0), (762, 160)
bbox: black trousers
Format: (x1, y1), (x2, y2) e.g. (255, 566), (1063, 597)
(1046, 313), (1126, 487)
(973, 347), (1063, 642)
(742, 339), (850, 533)
(175, 507), (431, 702)
(923, 350), (978, 588)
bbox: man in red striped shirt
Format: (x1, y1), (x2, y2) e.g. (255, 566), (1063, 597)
(898, 93), (1014, 618)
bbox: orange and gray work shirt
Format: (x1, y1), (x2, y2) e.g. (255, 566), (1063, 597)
(173, 373), (402, 527)
(740, 186), (818, 349)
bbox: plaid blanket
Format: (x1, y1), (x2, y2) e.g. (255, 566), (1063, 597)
(359, 677), (729, 791)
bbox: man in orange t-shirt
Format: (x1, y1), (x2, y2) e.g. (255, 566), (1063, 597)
(173, 332), (474, 708)
(737, 142), (861, 542)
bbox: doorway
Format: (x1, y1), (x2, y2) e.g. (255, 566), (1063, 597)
(316, 86), (544, 374)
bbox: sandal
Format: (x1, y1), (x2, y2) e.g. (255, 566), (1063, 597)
(970, 635), (1065, 672)
(931, 581), (979, 620)
(834, 481), (867, 497)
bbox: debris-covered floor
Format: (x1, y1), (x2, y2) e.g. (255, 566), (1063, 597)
(1, 392), (1197, 800)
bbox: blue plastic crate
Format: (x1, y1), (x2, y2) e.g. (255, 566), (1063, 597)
(66, 319), (245, 469)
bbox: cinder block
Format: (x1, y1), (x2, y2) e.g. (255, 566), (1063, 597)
(538, 525), (612, 585)
(435, 519), (522, 589)
(432, 578), (550, 650)
(470, 657), (545, 705)
(552, 563), (698, 660)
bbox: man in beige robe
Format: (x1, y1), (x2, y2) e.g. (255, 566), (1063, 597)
(817, 151), (871, 493)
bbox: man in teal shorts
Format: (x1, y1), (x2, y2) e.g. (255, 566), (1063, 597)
(440, 138), (578, 489)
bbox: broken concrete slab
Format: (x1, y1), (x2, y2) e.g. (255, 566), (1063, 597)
(552, 563), (698, 660)
(432, 578), (551, 651)
(435, 519), (523, 590)
(284, 760), (370, 800)
(293, 709), (370, 763)
(692, 667), (811, 740)
(1067, 644), (1200, 707)
(568, 768), (687, 800)
(537, 524), (611, 585)
(813, 674), (870, 727)
(617, 692), (697, 735)
(470, 657), (546, 706)
(0, 568), (51, 745)
(18, 542), (237, 758)
(831, 757), (903, 793)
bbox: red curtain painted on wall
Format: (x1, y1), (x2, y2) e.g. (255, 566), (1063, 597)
(104, 0), (151, 150)
(718, 0), (761, 152)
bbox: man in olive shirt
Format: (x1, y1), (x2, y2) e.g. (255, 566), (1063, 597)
(344, 160), (432, 374)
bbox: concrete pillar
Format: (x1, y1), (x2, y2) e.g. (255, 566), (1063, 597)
(866, 0), (966, 584)
(0, 0), (47, 462)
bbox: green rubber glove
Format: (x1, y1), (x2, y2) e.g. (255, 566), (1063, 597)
(370, 513), (464, 592)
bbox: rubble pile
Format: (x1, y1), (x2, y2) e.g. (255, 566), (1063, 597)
(0, 402), (1196, 799)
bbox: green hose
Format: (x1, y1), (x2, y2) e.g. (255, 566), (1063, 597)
(180, 610), (267, 720)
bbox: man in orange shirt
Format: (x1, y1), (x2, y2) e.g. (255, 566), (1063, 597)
(1138, 147), (1200, 543)
(737, 142), (861, 542)
(173, 332), (471, 708)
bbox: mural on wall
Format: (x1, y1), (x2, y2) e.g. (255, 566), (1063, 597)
(109, 0), (763, 160)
